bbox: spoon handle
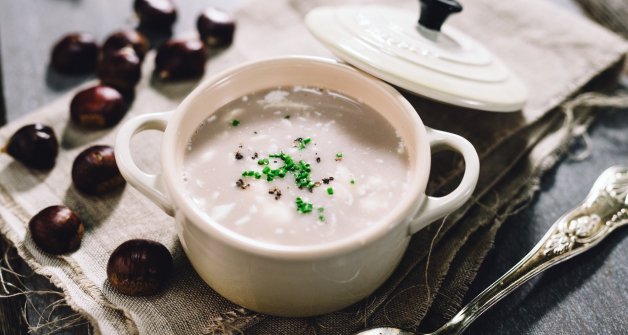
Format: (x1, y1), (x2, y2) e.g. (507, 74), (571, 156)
(435, 166), (628, 335)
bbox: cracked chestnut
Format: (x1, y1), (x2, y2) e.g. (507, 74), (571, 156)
(51, 33), (99, 74)
(97, 47), (142, 92)
(155, 39), (208, 80)
(102, 30), (150, 62)
(72, 145), (125, 195)
(29, 205), (84, 255)
(134, 0), (177, 31)
(70, 85), (127, 129)
(197, 7), (236, 48)
(107, 239), (172, 296)
(2, 124), (58, 169)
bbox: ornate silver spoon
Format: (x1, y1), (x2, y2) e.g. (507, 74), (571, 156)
(357, 165), (628, 335)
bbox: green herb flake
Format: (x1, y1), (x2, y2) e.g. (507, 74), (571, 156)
(317, 207), (325, 222)
(296, 197), (313, 214)
(231, 119), (240, 127)
(336, 152), (343, 158)
(350, 179), (355, 185)
(296, 137), (313, 150)
(327, 187), (334, 195)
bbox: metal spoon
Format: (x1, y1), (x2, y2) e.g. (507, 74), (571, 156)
(357, 165), (628, 335)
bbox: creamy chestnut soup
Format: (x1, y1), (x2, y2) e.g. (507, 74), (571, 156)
(183, 86), (410, 246)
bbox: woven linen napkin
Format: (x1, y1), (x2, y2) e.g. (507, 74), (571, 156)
(1, 0), (626, 334)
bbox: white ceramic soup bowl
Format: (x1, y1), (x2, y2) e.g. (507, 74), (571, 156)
(115, 56), (479, 317)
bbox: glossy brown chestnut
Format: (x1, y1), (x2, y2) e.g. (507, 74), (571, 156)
(70, 85), (127, 129)
(29, 205), (84, 255)
(97, 47), (142, 92)
(3, 124), (58, 169)
(196, 7), (236, 48)
(102, 30), (150, 61)
(107, 239), (172, 296)
(50, 33), (100, 74)
(155, 39), (208, 80)
(72, 145), (125, 195)
(134, 0), (177, 31)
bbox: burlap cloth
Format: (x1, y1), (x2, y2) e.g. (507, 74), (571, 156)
(1, 0), (626, 334)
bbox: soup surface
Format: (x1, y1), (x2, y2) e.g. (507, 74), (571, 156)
(183, 86), (410, 246)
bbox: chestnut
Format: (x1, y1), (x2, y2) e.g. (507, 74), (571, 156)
(102, 30), (150, 62)
(155, 39), (208, 80)
(70, 85), (127, 129)
(107, 239), (172, 296)
(50, 33), (100, 74)
(97, 47), (142, 92)
(72, 145), (125, 195)
(29, 205), (84, 255)
(134, 0), (177, 31)
(2, 124), (58, 169)
(196, 8), (236, 48)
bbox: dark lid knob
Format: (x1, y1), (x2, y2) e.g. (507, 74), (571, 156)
(418, 0), (463, 32)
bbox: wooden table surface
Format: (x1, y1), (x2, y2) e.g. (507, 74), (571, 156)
(1, 0), (627, 334)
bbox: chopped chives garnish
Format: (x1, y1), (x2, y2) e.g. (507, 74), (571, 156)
(317, 207), (325, 222)
(296, 137), (313, 150)
(350, 179), (355, 184)
(231, 119), (240, 126)
(296, 197), (313, 214)
(236, 139), (342, 217)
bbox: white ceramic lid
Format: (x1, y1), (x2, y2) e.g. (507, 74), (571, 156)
(305, 2), (528, 112)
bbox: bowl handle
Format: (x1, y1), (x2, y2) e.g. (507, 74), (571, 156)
(409, 127), (479, 234)
(115, 112), (174, 216)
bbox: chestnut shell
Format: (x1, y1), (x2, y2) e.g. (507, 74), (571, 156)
(97, 47), (142, 92)
(70, 85), (127, 129)
(72, 145), (125, 195)
(196, 8), (236, 48)
(51, 33), (100, 74)
(29, 205), (84, 255)
(4, 124), (58, 170)
(154, 39), (208, 80)
(102, 30), (150, 61)
(107, 239), (173, 296)
(134, 0), (177, 31)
